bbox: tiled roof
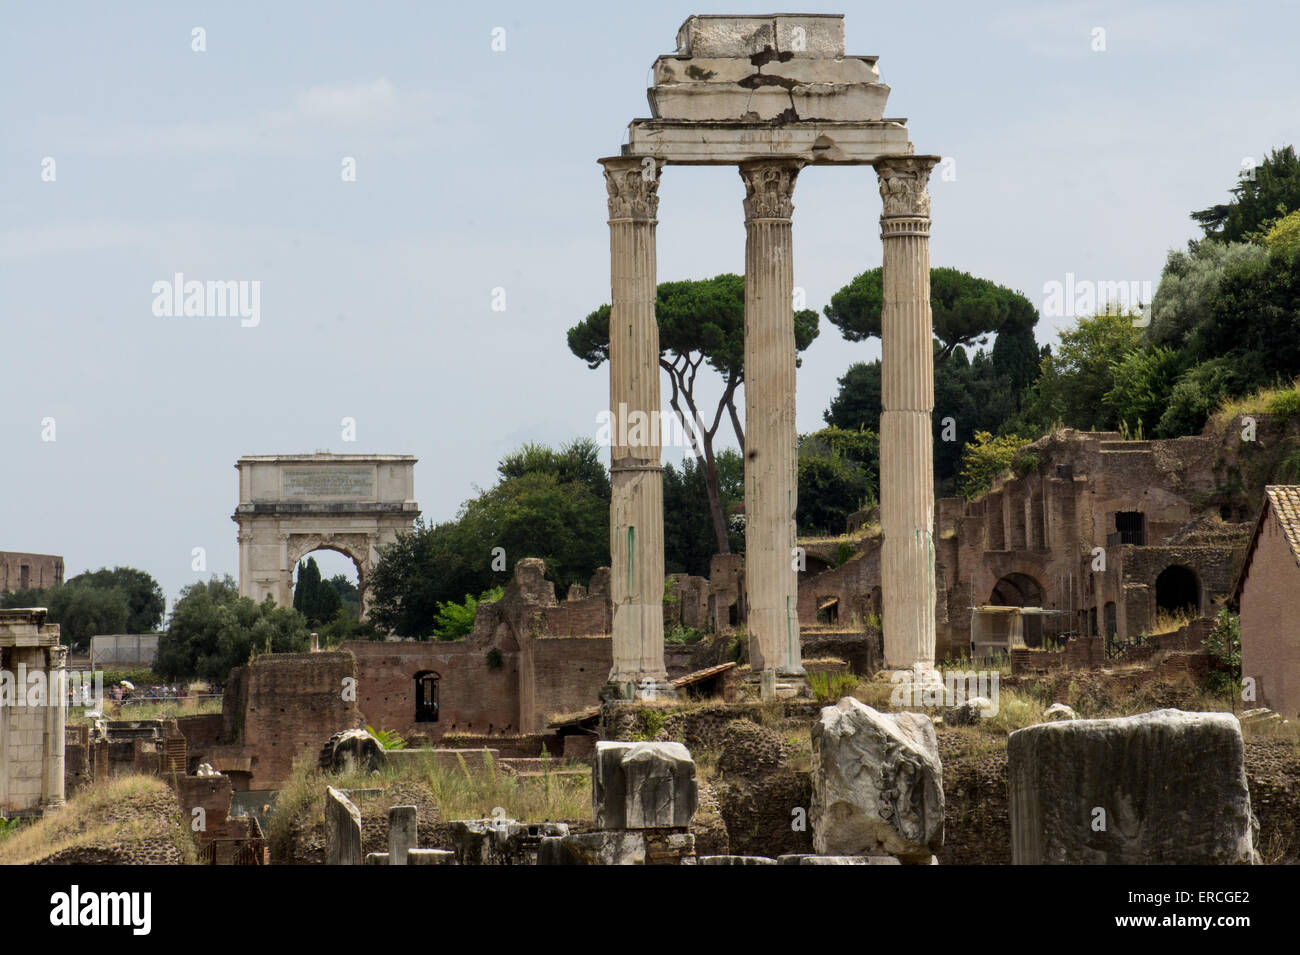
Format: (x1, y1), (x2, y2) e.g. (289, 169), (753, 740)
(1232, 485), (1300, 603)
(1266, 485), (1300, 566)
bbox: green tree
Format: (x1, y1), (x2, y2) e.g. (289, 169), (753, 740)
(154, 576), (309, 683)
(497, 439), (610, 499)
(663, 450), (744, 576)
(823, 361), (883, 432)
(1019, 311), (1141, 432)
(797, 427), (879, 536)
(431, 586), (504, 640)
(1264, 209), (1300, 256)
(824, 266), (1038, 364)
(368, 441), (611, 638)
(1199, 245), (1300, 387)
(569, 274), (818, 555)
(1103, 345), (1183, 436)
(45, 584), (129, 652)
(1191, 146), (1300, 243)
(67, 567), (165, 634)
(1146, 240), (1270, 351)
(327, 574), (360, 614)
(292, 557), (322, 618)
(957, 431), (1032, 500)
(824, 341), (1031, 492)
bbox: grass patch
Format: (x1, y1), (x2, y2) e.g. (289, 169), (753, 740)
(808, 670), (861, 703)
(1208, 379), (1300, 430)
(1143, 608), (1196, 637)
(79, 695), (223, 721)
(0, 775), (194, 865)
(269, 747), (593, 859)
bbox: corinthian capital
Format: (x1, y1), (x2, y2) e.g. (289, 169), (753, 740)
(739, 159), (804, 220)
(874, 155), (940, 218)
(601, 156), (663, 222)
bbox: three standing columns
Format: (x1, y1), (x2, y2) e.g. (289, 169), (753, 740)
(600, 156), (672, 697)
(598, 152), (940, 690)
(740, 159), (805, 677)
(874, 156), (940, 671)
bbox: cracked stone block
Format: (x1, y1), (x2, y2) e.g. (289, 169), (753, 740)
(1009, 709), (1258, 865)
(676, 14), (845, 59)
(810, 698), (944, 863)
(593, 741), (698, 830)
(448, 819), (570, 865)
(388, 805), (417, 865)
(538, 831), (646, 866)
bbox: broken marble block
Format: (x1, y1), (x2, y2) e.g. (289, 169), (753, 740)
(810, 698), (944, 863)
(1008, 709), (1258, 865)
(324, 786), (362, 866)
(593, 741), (698, 829)
(449, 819), (570, 865)
(538, 831), (646, 866)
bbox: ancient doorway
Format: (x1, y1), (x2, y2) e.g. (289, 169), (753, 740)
(1155, 565), (1200, 616)
(989, 573), (1043, 607)
(414, 671), (440, 723)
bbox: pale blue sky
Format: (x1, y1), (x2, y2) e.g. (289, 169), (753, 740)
(3, 1), (1297, 606)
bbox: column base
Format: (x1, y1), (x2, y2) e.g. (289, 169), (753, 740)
(600, 678), (678, 703)
(743, 669), (808, 702)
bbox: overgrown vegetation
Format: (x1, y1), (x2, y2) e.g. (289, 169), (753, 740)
(808, 670), (860, 703)
(0, 775), (195, 866)
(269, 750), (591, 861)
(1203, 607), (1243, 696)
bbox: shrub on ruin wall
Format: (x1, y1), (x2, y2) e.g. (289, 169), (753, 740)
(1202, 608), (1242, 696)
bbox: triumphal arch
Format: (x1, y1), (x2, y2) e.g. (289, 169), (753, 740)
(602, 14), (939, 697)
(232, 454), (419, 616)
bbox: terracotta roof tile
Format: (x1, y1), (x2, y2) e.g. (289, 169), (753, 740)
(1265, 485), (1300, 565)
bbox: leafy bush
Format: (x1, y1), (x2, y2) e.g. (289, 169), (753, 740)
(365, 726), (407, 751)
(1266, 387), (1300, 420)
(1203, 607), (1242, 696)
(665, 625), (704, 645)
(431, 586), (503, 641)
(958, 431), (1032, 499)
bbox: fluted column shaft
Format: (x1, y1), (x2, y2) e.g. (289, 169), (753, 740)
(601, 157), (669, 693)
(740, 159), (805, 676)
(43, 644), (67, 809)
(874, 156), (940, 670)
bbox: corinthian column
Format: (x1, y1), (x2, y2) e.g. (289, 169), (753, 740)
(739, 159), (805, 681)
(874, 156), (940, 671)
(43, 644), (67, 810)
(600, 156), (672, 699)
